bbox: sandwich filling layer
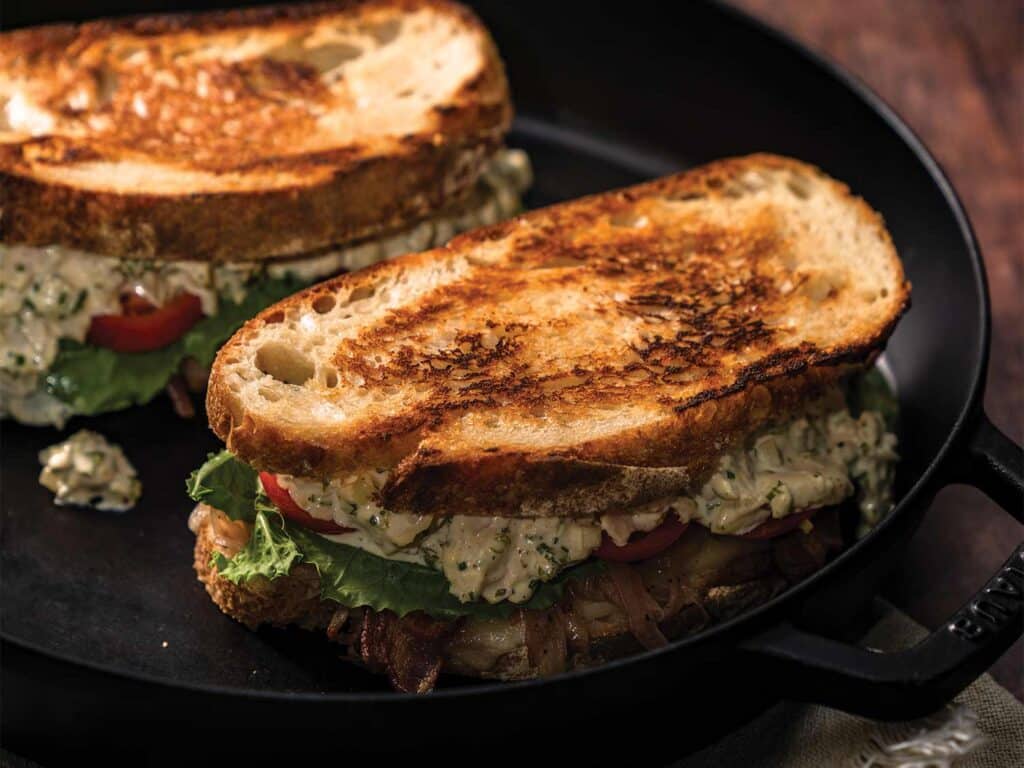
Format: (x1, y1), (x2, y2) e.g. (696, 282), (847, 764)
(270, 406), (896, 604)
(0, 149), (531, 426)
(189, 382), (897, 616)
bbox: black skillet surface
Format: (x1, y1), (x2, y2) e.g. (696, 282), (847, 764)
(2, 1), (1022, 765)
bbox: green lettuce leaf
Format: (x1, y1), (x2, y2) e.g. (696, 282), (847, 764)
(43, 340), (182, 415)
(212, 510), (302, 583)
(44, 277), (300, 416)
(188, 452), (604, 620)
(186, 450), (262, 522)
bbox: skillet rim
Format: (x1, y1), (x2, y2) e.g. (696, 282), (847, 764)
(0, 0), (993, 703)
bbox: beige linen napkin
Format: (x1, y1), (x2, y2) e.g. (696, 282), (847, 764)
(676, 601), (1024, 767)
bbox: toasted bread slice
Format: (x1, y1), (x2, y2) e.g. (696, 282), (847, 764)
(207, 154), (909, 516)
(0, 1), (510, 261)
(192, 504), (841, 686)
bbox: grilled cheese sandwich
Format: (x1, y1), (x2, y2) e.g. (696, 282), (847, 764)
(187, 154), (908, 691)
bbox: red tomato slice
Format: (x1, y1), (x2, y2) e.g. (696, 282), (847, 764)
(740, 508), (818, 540)
(87, 292), (204, 353)
(259, 472), (354, 535)
(596, 516), (690, 563)
(119, 290), (158, 316)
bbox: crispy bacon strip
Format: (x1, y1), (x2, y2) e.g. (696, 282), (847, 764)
(603, 563), (668, 650)
(520, 608), (569, 677)
(772, 512), (843, 581)
(181, 357), (211, 392)
(660, 578), (707, 621)
(562, 601), (591, 656)
(359, 611), (452, 693)
(325, 606), (351, 643)
(165, 374), (195, 419)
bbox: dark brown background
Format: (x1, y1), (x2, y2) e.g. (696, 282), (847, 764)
(730, 0), (1023, 699)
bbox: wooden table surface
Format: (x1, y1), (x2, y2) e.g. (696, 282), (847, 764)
(731, 0), (1024, 700)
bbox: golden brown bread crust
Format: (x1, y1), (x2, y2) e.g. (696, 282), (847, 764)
(192, 505), (844, 683)
(0, 1), (511, 261)
(207, 154), (909, 516)
(1, 139), (500, 261)
(380, 367), (849, 517)
(194, 508), (336, 631)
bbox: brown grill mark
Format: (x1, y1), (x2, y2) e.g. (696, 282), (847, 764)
(320, 215), (793, 420)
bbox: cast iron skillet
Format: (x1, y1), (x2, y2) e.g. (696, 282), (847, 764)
(2, 1), (1022, 764)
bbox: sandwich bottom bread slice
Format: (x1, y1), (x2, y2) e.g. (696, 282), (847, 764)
(186, 153), (908, 692)
(0, 150), (530, 427)
(187, 373), (897, 693)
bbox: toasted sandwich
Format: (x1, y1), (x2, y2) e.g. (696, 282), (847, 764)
(186, 154), (908, 692)
(0, 1), (530, 427)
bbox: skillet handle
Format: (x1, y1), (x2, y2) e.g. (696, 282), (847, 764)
(957, 412), (1024, 521)
(740, 411), (1023, 720)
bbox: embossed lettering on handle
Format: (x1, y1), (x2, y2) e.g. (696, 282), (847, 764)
(948, 545), (1024, 642)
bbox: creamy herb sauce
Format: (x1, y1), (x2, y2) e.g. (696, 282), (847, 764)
(1, 150), (532, 426)
(275, 406), (898, 605)
(672, 409), (898, 535)
(420, 517), (602, 604)
(38, 429), (141, 512)
(276, 470), (433, 565)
